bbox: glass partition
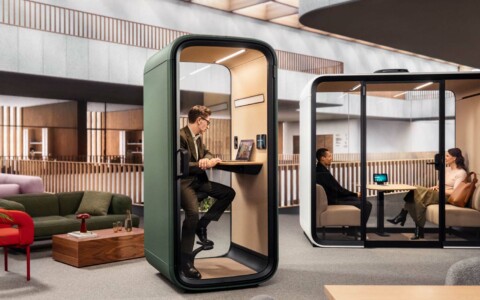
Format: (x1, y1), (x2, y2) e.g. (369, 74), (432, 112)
(313, 81), (363, 245)
(364, 81), (443, 243)
(178, 61), (233, 262)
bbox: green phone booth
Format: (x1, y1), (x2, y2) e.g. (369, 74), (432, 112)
(144, 35), (278, 290)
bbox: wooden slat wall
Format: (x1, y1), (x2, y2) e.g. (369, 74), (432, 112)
(0, 0), (343, 75)
(2, 154), (437, 207)
(0, 105), (23, 159)
(278, 156), (437, 207)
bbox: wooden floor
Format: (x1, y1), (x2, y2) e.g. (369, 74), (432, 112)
(194, 257), (256, 279)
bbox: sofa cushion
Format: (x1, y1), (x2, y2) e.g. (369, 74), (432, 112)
(76, 191), (112, 216)
(0, 174), (44, 194)
(0, 199), (26, 211)
(33, 216), (79, 238)
(0, 184), (20, 198)
(57, 191), (84, 216)
(426, 204), (480, 227)
(2, 193), (59, 217)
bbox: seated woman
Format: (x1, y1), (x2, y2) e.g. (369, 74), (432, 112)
(387, 148), (467, 240)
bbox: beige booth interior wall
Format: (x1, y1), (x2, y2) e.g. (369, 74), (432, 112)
(456, 96), (480, 173)
(230, 54), (269, 256)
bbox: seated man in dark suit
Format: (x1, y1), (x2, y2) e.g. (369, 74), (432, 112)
(315, 148), (372, 227)
(179, 105), (236, 279)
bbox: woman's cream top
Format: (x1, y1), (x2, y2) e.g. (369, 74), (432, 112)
(445, 167), (467, 190)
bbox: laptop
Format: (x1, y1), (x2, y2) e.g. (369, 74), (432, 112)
(222, 139), (255, 162)
(373, 173), (388, 185)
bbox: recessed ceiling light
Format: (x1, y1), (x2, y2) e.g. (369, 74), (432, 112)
(215, 49), (246, 64)
(351, 84), (361, 91)
(189, 65), (210, 75)
(414, 82), (433, 90)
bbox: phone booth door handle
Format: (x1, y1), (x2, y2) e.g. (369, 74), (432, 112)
(177, 148), (189, 178)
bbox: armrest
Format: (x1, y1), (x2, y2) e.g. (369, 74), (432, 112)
(316, 185), (328, 213)
(110, 194), (133, 214)
(0, 198), (26, 211)
(0, 209), (34, 245)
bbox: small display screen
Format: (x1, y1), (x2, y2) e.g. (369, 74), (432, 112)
(373, 173), (388, 184)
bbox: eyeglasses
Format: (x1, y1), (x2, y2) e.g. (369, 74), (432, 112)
(200, 117), (211, 126)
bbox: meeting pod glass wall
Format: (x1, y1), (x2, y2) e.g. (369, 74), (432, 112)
(144, 35), (278, 290)
(300, 72), (480, 248)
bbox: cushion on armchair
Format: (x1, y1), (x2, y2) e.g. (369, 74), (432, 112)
(0, 184), (20, 198)
(76, 191), (112, 216)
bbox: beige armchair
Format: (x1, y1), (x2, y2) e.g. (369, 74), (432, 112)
(426, 183), (480, 228)
(316, 184), (360, 238)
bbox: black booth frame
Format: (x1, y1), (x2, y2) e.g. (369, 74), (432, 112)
(308, 72), (480, 248)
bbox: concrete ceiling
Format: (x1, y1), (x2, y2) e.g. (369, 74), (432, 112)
(299, 0), (480, 68)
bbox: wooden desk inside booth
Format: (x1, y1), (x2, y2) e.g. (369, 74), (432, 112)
(215, 161), (262, 175)
(324, 285), (480, 300)
(367, 184), (417, 236)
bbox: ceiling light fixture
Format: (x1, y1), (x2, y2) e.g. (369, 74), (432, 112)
(189, 65), (210, 75)
(350, 84), (361, 91)
(414, 82), (433, 90)
(215, 49), (246, 64)
(393, 91), (407, 98)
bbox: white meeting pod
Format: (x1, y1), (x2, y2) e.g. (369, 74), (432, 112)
(300, 72), (480, 248)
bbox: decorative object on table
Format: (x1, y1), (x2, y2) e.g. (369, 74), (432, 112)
(76, 213), (90, 233)
(67, 231), (98, 238)
(117, 221), (123, 231)
(113, 221), (119, 233)
(124, 209), (133, 232)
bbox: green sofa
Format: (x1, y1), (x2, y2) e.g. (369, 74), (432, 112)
(0, 191), (140, 240)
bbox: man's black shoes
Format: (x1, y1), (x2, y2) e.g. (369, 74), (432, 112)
(181, 261), (202, 279)
(195, 226), (214, 246)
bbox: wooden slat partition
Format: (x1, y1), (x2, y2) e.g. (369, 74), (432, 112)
(2, 153), (436, 208)
(1, 157), (144, 204)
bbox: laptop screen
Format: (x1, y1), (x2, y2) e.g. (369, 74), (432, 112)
(373, 173), (388, 184)
(235, 139), (254, 161)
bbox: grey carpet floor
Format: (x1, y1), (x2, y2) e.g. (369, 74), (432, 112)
(1, 213), (480, 300)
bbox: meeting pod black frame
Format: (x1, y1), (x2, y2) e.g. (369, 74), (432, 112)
(299, 72), (480, 248)
(143, 35), (278, 291)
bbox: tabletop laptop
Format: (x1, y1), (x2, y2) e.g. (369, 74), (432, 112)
(221, 139), (255, 162)
(373, 173), (388, 185)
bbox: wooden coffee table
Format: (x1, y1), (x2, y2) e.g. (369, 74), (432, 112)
(52, 228), (144, 267)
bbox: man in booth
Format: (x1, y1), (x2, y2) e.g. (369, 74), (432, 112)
(179, 105), (236, 279)
(316, 148), (372, 229)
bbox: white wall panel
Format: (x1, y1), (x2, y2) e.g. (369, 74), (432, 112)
(18, 28), (43, 74)
(88, 40), (109, 82)
(128, 46), (148, 85)
(0, 25), (18, 72)
(66, 36), (89, 79)
(109, 43), (128, 84)
(44, 33), (67, 77)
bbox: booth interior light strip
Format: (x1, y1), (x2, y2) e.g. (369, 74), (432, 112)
(350, 84), (361, 91)
(393, 91), (407, 98)
(189, 65), (211, 75)
(215, 49), (246, 63)
(414, 82), (434, 90)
